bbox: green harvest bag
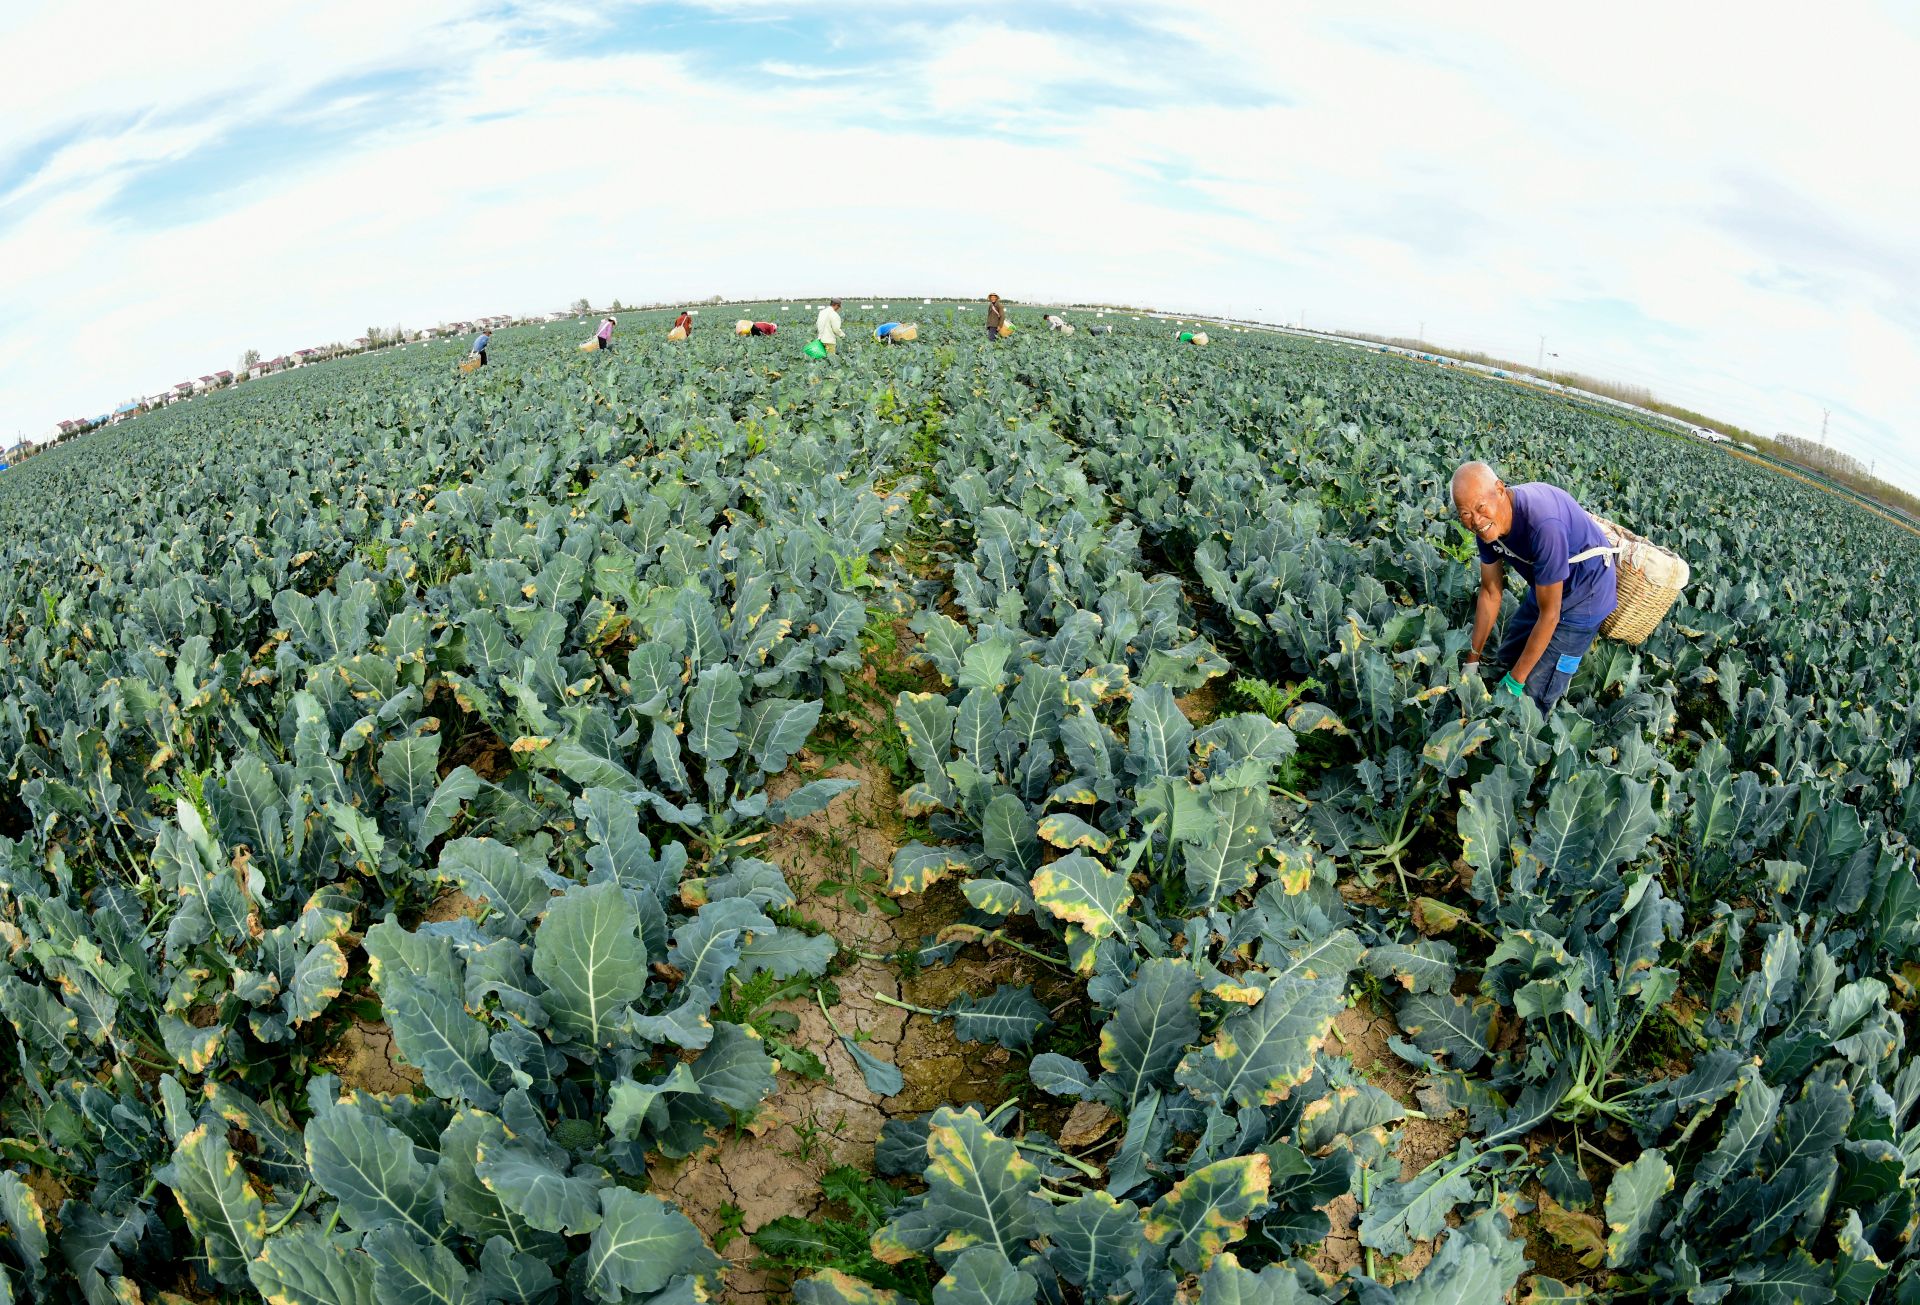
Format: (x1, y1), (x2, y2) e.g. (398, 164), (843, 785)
(803, 339), (828, 360)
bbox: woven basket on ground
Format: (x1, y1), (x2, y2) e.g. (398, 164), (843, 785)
(1592, 515), (1691, 645)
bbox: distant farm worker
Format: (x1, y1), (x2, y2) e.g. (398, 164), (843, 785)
(815, 299), (845, 354)
(1452, 461), (1618, 711)
(470, 329), (490, 366)
(673, 309), (694, 336)
(596, 315), (617, 352)
(986, 293), (1006, 341)
(751, 321), (777, 336)
(875, 321), (902, 342)
(1044, 312), (1067, 331)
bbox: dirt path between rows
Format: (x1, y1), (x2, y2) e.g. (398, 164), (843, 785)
(651, 754), (1047, 1303)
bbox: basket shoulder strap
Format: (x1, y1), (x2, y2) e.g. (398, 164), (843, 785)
(1567, 542), (1620, 565)
(1568, 512), (1623, 567)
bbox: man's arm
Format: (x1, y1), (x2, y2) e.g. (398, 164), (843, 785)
(1511, 581), (1564, 685)
(1467, 561), (1503, 664)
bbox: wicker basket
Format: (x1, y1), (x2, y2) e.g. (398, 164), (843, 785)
(1592, 515), (1691, 645)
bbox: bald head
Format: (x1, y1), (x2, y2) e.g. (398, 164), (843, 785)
(1451, 461), (1497, 502)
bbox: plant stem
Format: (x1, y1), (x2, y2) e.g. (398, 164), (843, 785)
(1575, 1130), (1630, 1172)
(1014, 1139), (1104, 1179)
(1360, 1164), (1376, 1280)
(262, 1184), (312, 1236)
(868, 992), (944, 1018)
(815, 988), (850, 1039)
(979, 930), (1071, 969)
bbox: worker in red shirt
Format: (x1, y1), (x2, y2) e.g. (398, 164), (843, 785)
(672, 310), (694, 336)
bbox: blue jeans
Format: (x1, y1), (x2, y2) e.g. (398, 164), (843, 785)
(1496, 600), (1599, 710)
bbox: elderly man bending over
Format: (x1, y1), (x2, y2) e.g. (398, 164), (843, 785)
(1452, 461), (1618, 710)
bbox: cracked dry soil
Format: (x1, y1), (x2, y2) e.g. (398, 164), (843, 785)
(651, 757), (1044, 1304)
(316, 709), (1055, 1300)
(1308, 1001), (1468, 1284)
(319, 1017), (426, 1096)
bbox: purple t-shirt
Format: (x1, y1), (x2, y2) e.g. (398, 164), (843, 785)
(597, 320), (614, 340)
(1477, 482), (1618, 629)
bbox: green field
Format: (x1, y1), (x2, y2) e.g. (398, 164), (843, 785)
(0, 300), (1915, 1302)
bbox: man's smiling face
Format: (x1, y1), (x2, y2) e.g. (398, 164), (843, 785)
(1452, 470), (1512, 543)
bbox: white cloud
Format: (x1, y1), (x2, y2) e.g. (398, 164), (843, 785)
(3, 0), (1917, 494)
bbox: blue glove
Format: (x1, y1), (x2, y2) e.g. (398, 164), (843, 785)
(1499, 673), (1525, 698)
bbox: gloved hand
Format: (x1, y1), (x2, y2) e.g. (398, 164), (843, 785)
(1499, 673), (1525, 698)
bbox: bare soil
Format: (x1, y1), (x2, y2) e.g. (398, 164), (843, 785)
(318, 1018), (424, 1095)
(1306, 1000), (1467, 1287)
(1175, 674), (1233, 726)
(652, 753), (1034, 1303)
(420, 888), (481, 924)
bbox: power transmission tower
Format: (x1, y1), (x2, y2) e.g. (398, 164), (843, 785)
(1537, 336), (1545, 370)
(1821, 409), (1830, 446)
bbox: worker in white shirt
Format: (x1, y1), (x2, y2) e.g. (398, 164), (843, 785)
(815, 300), (845, 354)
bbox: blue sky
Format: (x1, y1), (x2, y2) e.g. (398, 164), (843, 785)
(4, 0), (1917, 492)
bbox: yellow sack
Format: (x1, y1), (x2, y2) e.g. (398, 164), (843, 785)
(734, 319), (754, 335)
(579, 338), (599, 351)
(459, 358), (482, 373)
(668, 326), (688, 341)
(998, 322), (1013, 338)
(895, 323), (918, 342)
(1191, 332), (1210, 346)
